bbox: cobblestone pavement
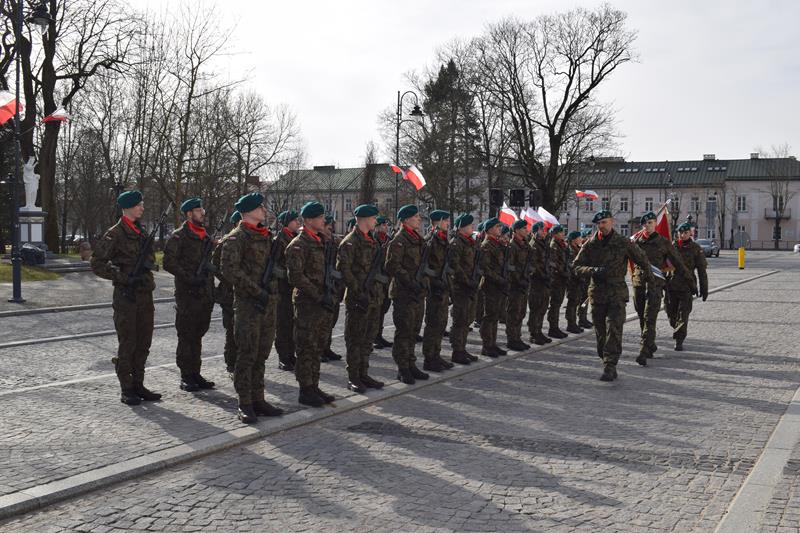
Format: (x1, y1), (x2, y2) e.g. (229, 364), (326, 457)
(0, 252), (798, 531)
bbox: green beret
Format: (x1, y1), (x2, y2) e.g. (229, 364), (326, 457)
(640, 211), (657, 224)
(180, 197), (202, 213)
(300, 201), (324, 219)
(549, 224), (564, 235)
(531, 221), (544, 232)
(397, 204), (419, 220)
(483, 217), (500, 231)
(277, 210), (299, 225)
(230, 211), (242, 224)
(512, 220), (527, 231)
(676, 222), (692, 232)
(476, 221), (486, 231)
(353, 204), (378, 217)
(346, 217), (356, 229)
(117, 190), (143, 209)
(234, 192), (264, 214)
(454, 213), (474, 228)
(376, 215), (389, 225)
(324, 214), (335, 225)
(429, 209), (450, 222)
(567, 230), (582, 241)
(500, 224), (510, 235)
(580, 228), (592, 238)
(592, 210), (613, 223)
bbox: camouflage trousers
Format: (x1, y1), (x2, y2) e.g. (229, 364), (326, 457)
(344, 296), (384, 378)
(565, 282), (583, 327)
(665, 289), (693, 343)
(274, 288), (295, 365)
(374, 286), (391, 342)
(633, 283), (664, 356)
(221, 302), (237, 372)
(233, 296), (277, 403)
(449, 288), (476, 352)
(579, 281), (590, 323)
(174, 291), (213, 377)
(422, 291), (449, 361)
(325, 302), (341, 352)
(591, 299), (628, 366)
(475, 288), (485, 324)
(505, 286), (528, 343)
(294, 301), (331, 387)
(480, 286), (505, 349)
(112, 287), (154, 390)
(391, 296), (424, 369)
(527, 283), (550, 337)
(547, 283), (566, 330)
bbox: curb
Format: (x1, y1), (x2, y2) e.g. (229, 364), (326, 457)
(0, 269), (780, 521)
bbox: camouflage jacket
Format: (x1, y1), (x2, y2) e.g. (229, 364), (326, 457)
(479, 235), (506, 290)
(385, 226), (428, 300)
(337, 228), (382, 305)
(163, 221), (214, 297)
(211, 229), (235, 306)
(508, 235), (533, 290)
(90, 217), (155, 292)
(573, 229), (652, 304)
(425, 229), (450, 294)
(449, 232), (478, 291)
(631, 231), (689, 287)
(669, 238), (708, 294)
(219, 223), (276, 301)
(549, 239), (569, 287)
(529, 237), (549, 283)
(286, 229), (326, 304)
(566, 243), (584, 289)
(274, 228), (297, 295)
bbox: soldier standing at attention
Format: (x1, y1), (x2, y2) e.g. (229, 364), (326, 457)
(337, 204), (386, 393)
(274, 210), (301, 372)
(473, 221), (486, 329)
(546, 225), (569, 339)
(212, 210), (241, 377)
(385, 204), (430, 384)
(498, 224), (511, 325)
(666, 222), (708, 351)
(163, 197), (216, 392)
(478, 217), (509, 358)
(373, 216), (394, 350)
(573, 210), (653, 381)
(448, 214), (479, 365)
(286, 201), (337, 407)
(321, 214), (343, 363)
(220, 192), (284, 423)
(421, 210), (455, 373)
(564, 230), (586, 334)
(506, 219), (533, 351)
(632, 211), (690, 365)
(91, 190), (161, 405)
(577, 228), (594, 329)
(527, 221), (552, 346)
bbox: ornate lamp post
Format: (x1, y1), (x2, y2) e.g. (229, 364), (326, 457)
(393, 90), (423, 221)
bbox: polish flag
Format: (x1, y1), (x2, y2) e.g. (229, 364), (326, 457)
(575, 189), (599, 201)
(0, 91), (19, 125)
(43, 107), (69, 123)
(498, 202), (518, 227)
(655, 203), (671, 241)
(389, 164), (403, 174)
(403, 165), (426, 191)
(537, 206), (559, 229)
(523, 207), (542, 229)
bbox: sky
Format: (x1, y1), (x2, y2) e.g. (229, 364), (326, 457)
(129, 0), (800, 167)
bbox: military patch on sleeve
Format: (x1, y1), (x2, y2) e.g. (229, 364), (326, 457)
(345, 242), (353, 246)
(104, 235), (113, 241)
(227, 236), (237, 240)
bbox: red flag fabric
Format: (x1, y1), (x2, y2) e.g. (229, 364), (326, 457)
(390, 164), (403, 174)
(43, 106), (69, 123)
(655, 204), (671, 240)
(523, 207), (543, 229)
(498, 202), (518, 227)
(0, 91), (19, 125)
(537, 207), (559, 229)
(403, 165), (426, 191)
(575, 189), (599, 201)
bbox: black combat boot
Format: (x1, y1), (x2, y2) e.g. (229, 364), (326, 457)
(348, 374), (367, 394)
(324, 348), (342, 361)
(422, 358), (445, 373)
(494, 345), (508, 356)
(481, 346), (500, 358)
(674, 340), (684, 351)
(134, 384), (162, 402)
(120, 389), (142, 405)
(194, 374), (215, 389)
(180, 375), (200, 392)
(531, 334), (550, 346)
(374, 336), (393, 349)
(253, 399), (284, 417)
(599, 365), (615, 382)
(298, 386), (324, 407)
(415, 335), (424, 343)
(278, 355), (296, 371)
(566, 323), (583, 334)
(635, 352), (648, 366)
(397, 368), (415, 384)
(548, 327), (568, 339)
(409, 365), (429, 380)
(451, 351), (471, 365)
(467, 351), (479, 361)
(579, 318), (593, 329)
(315, 386), (335, 404)
(437, 356), (454, 369)
(238, 403), (257, 424)
(361, 374), (384, 389)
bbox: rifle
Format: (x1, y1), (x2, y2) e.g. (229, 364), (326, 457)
(469, 248), (483, 289)
(195, 211), (229, 278)
(122, 204), (173, 302)
(499, 245), (513, 296)
(357, 238), (389, 311)
(436, 244), (454, 295)
(414, 238), (433, 293)
(255, 231), (281, 313)
(321, 239), (343, 312)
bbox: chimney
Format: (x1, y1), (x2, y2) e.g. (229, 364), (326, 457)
(703, 154), (716, 161)
(313, 165), (335, 172)
(750, 152), (760, 159)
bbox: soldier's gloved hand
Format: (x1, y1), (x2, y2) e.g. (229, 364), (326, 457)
(591, 267), (607, 282)
(701, 289), (708, 302)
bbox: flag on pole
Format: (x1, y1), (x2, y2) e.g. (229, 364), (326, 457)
(389, 164), (403, 174)
(403, 165), (426, 191)
(575, 190), (599, 201)
(43, 107), (69, 123)
(498, 202), (518, 227)
(537, 206), (559, 229)
(523, 207), (543, 229)
(0, 91), (19, 125)
(655, 201), (671, 240)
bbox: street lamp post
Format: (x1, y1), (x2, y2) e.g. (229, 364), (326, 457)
(394, 90), (423, 221)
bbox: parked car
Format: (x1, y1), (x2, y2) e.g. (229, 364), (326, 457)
(696, 238), (720, 257)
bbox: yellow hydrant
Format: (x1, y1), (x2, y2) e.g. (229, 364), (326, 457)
(738, 247), (745, 269)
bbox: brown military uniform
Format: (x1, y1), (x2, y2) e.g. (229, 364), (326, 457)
(666, 238), (708, 345)
(565, 241), (585, 330)
(506, 235), (532, 344)
(479, 235), (508, 351)
(422, 230), (450, 364)
(448, 232), (478, 355)
(527, 236), (551, 341)
(547, 238), (569, 333)
(323, 233), (345, 359)
(373, 231), (392, 345)
(273, 227), (297, 368)
(211, 231), (236, 372)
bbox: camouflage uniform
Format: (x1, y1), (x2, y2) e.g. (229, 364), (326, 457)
(422, 230), (450, 364)
(666, 238), (708, 346)
(273, 228), (297, 368)
(385, 227), (427, 369)
(373, 231), (392, 345)
(211, 234), (236, 372)
(632, 232), (689, 357)
(479, 236), (508, 351)
(564, 241), (585, 330)
(546, 238), (569, 333)
(449, 232), (479, 355)
(573, 230), (651, 367)
(220, 223), (278, 404)
(323, 233), (345, 358)
(527, 236), (551, 341)
(91, 218), (156, 393)
(163, 222), (215, 380)
(506, 235), (532, 345)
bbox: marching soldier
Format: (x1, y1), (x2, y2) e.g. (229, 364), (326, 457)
(274, 210), (301, 372)
(527, 221), (552, 345)
(337, 204), (387, 393)
(220, 192), (284, 423)
(421, 210), (454, 372)
(546, 225), (569, 339)
(577, 228), (594, 329)
(321, 214), (343, 362)
(564, 230), (586, 334)
(448, 214), (479, 365)
(211, 210), (241, 376)
(573, 210), (653, 381)
(163, 197), (216, 392)
(373, 215), (394, 349)
(385, 204), (429, 384)
(665, 222), (708, 350)
(506, 220), (533, 351)
(91, 190), (161, 405)
(286, 201), (337, 407)
(478, 217), (509, 358)
(632, 211), (690, 365)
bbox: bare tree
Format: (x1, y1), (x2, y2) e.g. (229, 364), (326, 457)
(358, 141), (378, 205)
(757, 143), (797, 249)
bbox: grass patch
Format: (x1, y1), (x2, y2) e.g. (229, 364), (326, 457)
(0, 262), (61, 282)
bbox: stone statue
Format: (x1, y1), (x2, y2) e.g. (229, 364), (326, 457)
(22, 156), (40, 211)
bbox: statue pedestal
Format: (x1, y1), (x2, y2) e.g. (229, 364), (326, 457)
(19, 209), (48, 250)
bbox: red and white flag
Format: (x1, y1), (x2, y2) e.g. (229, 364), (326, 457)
(403, 165), (426, 191)
(575, 189), (599, 201)
(537, 206), (559, 229)
(498, 202), (518, 227)
(522, 207), (542, 229)
(0, 91), (19, 125)
(389, 164), (403, 174)
(655, 202), (671, 240)
(43, 107), (69, 123)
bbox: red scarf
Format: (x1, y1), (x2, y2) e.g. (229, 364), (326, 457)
(360, 229), (374, 243)
(303, 227), (321, 243)
(488, 235), (501, 245)
(461, 232), (475, 245)
(121, 216), (142, 235)
(436, 229), (447, 241)
(187, 221), (207, 240)
(597, 231), (604, 241)
(677, 239), (685, 248)
(556, 239), (566, 248)
(377, 232), (388, 243)
(282, 227), (297, 239)
(403, 224), (421, 240)
(242, 221), (269, 237)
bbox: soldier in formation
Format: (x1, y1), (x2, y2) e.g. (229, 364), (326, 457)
(212, 211), (241, 376)
(372, 215), (394, 349)
(564, 230), (586, 334)
(546, 225), (569, 339)
(274, 210), (301, 372)
(665, 222), (708, 350)
(448, 214), (480, 365)
(505, 220), (533, 351)
(421, 210), (454, 372)
(478, 218), (509, 357)
(527, 221), (552, 346)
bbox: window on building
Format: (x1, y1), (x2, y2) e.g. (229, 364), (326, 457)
(773, 195), (785, 212)
(619, 197), (628, 212)
(345, 198), (352, 212)
(707, 227), (716, 239)
(620, 224), (629, 237)
(737, 225), (746, 233)
(385, 197), (393, 210)
(644, 197), (653, 212)
(584, 200), (594, 211)
(690, 196), (700, 212)
(736, 195), (747, 212)
(601, 197), (610, 211)
(706, 196), (717, 218)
